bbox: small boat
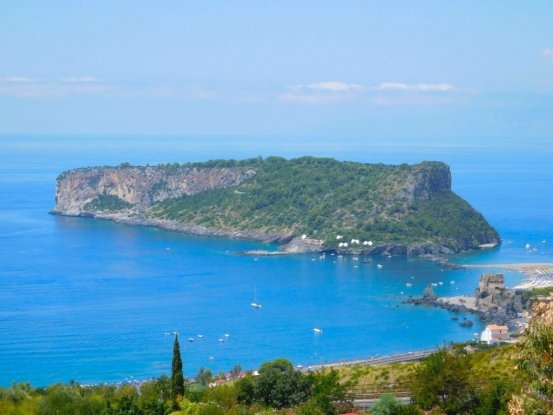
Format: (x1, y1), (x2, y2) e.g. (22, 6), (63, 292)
(406, 283), (413, 287)
(377, 264), (383, 269)
(313, 328), (323, 335)
(188, 337), (195, 342)
(251, 286), (262, 309)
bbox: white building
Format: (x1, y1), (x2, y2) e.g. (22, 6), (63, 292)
(480, 324), (509, 345)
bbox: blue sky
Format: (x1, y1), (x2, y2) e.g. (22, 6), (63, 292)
(1, 1), (552, 142)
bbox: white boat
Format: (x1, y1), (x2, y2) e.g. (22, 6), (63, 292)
(313, 328), (323, 335)
(251, 286), (262, 309)
(188, 337), (195, 342)
(406, 282), (413, 287)
(377, 264), (383, 269)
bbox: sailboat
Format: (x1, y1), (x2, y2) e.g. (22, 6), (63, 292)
(251, 286), (262, 309)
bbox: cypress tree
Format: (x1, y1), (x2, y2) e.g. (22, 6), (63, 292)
(171, 333), (185, 399)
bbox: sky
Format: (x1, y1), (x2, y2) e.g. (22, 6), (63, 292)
(1, 1), (553, 144)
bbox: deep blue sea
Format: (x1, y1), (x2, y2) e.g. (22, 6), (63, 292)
(0, 135), (552, 387)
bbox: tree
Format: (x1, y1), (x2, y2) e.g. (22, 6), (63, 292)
(307, 368), (354, 415)
(509, 299), (553, 414)
(138, 376), (172, 415)
(258, 357), (294, 374)
(235, 374), (256, 405)
(475, 375), (515, 415)
(251, 358), (311, 409)
(37, 383), (107, 415)
(411, 348), (477, 414)
(195, 367), (213, 387)
(172, 334), (185, 399)
(371, 394), (402, 415)
(230, 364), (242, 378)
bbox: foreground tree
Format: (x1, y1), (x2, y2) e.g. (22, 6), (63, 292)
(37, 383), (107, 415)
(255, 359), (311, 409)
(172, 334), (185, 400)
(411, 348), (476, 414)
(371, 394), (402, 415)
(509, 298), (553, 414)
(306, 368), (354, 415)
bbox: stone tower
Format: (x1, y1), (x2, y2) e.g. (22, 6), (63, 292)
(475, 273), (505, 309)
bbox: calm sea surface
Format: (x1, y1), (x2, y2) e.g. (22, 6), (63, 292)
(0, 136), (552, 386)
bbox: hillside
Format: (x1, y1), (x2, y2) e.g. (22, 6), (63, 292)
(52, 156), (500, 255)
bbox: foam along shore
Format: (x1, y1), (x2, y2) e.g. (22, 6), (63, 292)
(461, 263), (553, 289)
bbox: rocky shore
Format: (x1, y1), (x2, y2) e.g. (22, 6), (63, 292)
(53, 210), (473, 258)
(71, 211), (295, 245)
(405, 273), (531, 330)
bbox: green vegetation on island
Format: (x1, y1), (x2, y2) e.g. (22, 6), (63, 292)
(146, 157), (498, 252)
(84, 194), (132, 212)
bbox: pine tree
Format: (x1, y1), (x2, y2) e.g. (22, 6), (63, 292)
(171, 334), (185, 399)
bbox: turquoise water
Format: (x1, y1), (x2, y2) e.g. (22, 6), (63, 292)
(0, 136), (552, 386)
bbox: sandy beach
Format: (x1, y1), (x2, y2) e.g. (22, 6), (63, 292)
(462, 263), (553, 289)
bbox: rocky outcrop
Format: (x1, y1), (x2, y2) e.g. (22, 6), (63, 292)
(406, 273), (530, 329)
(52, 165), (256, 216)
(402, 162), (451, 202)
(474, 273), (527, 325)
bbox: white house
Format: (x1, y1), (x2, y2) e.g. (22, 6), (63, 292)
(480, 324), (509, 345)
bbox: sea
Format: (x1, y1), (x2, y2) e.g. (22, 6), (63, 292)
(0, 135), (552, 387)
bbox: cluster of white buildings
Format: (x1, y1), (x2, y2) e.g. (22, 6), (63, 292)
(336, 235), (373, 248)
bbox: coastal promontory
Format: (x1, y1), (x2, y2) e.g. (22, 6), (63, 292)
(51, 157), (500, 255)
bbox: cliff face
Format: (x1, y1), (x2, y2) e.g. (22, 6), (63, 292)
(407, 162), (451, 201)
(52, 165), (256, 216)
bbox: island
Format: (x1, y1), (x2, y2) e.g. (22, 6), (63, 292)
(51, 157), (500, 256)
